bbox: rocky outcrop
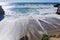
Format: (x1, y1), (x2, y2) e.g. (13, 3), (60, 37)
(0, 6), (5, 21)
(0, 6), (5, 15)
(54, 4), (60, 15)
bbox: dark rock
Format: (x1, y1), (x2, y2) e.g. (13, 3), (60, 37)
(56, 12), (60, 15)
(54, 4), (60, 7)
(20, 35), (28, 40)
(0, 6), (5, 21)
(54, 4), (60, 15)
(0, 6), (5, 15)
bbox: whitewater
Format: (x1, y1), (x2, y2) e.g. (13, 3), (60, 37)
(0, 2), (60, 40)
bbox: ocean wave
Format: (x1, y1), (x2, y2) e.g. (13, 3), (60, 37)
(0, 2), (57, 16)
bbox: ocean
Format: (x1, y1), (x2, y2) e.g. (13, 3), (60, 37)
(0, 2), (57, 16)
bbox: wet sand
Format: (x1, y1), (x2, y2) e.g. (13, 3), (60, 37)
(50, 37), (60, 40)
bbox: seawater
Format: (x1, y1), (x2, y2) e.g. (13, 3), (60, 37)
(0, 2), (57, 16)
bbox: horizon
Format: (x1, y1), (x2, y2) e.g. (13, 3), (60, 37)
(0, 1), (60, 4)
(0, 0), (60, 3)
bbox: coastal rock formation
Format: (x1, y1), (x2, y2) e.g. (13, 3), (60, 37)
(0, 6), (5, 21)
(54, 4), (60, 15)
(0, 6), (5, 15)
